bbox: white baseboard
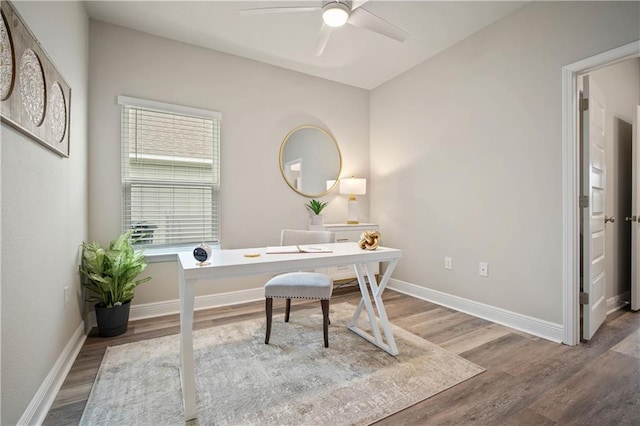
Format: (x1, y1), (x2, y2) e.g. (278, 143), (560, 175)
(130, 282), (565, 343)
(86, 288), (266, 328)
(607, 291), (630, 315)
(388, 279), (564, 343)
(130, 287), (266, 321)
(18, 322), (87, 426)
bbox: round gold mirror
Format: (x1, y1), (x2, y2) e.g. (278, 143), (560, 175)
(279, 125), (342, 197)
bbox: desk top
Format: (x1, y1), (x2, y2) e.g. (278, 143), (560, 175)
(177, 242), (402, 280)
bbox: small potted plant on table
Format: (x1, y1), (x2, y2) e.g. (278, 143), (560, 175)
(306, 199), (329, 225)
(79, 231), (152, 337)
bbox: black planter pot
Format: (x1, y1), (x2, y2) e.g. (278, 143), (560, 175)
(95, 301), (131, 337)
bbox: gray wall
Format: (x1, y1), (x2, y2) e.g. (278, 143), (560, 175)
(590, 58), (640, 304)
(370, 1), (639, 324)
(88, 21), (370, 304)
(0, 1), (89, 424)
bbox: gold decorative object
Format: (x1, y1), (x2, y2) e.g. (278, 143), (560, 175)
(358, 230), (381, 250)
(0, 1), (71, 157)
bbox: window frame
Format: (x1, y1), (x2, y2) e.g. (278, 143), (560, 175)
(117, 96), (221, 259)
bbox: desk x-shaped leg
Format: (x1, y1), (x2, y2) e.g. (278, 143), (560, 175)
(347, 259), (399, 356)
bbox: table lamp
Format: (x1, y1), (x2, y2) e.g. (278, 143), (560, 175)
(339, 177), (366, 224)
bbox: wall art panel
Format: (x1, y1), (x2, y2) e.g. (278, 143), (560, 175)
(0, 0), (71, 157)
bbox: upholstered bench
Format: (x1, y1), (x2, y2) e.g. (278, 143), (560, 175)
(264, 229), (335, 348)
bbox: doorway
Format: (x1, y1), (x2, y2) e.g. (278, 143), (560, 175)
(562, 40), (640, 346)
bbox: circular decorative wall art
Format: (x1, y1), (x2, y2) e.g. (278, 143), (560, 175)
(0, 10), (15, 100)
(49, 82), (66, 143)
(19, 48), (46, 126)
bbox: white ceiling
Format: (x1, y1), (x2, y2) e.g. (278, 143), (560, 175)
(84, 1), (526, 90)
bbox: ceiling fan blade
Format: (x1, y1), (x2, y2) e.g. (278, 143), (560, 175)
(314, 23), (334, 56)
(350, 0), (369, 11)
(347, 7), (408, 42)
(239, 6), (320, 15)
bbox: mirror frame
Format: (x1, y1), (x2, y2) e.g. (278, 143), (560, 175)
(279, 125), (342, 198)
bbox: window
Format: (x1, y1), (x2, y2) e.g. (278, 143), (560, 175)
(118, 96), (221, 248)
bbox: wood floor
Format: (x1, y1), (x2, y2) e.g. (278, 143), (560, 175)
(44, 286), (640, 425)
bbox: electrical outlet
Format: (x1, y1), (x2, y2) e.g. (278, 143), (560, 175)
(479, 262), (489, 277)
(64, 286), (70, 307)
(444, 257), (452, 270)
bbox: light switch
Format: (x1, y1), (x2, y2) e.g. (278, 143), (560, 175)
(445, 257), (452, 270)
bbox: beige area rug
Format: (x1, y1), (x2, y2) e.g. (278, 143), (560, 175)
(80, 303), (484, 425)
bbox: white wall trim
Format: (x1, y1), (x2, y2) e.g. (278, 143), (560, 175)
(116, 95), (222, 120)
(388, 279), (564, 343)
(87, 288), (265, 328)
(130, 287), (265, 321)
(561, 40), (640, 346)
(561, 61), (581, 346)
(18, 322), (87, 426)
(129, 281), (565, 343)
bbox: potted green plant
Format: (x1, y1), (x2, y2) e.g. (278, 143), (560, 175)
(79, 231), (152, 337)
(305, 199), (328, 225)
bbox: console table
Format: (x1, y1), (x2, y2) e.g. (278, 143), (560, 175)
(177, 242), (402, 421)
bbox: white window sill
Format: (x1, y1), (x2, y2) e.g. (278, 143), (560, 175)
(139, 243), (221, 263)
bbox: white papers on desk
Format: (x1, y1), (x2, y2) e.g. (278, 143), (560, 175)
(266, 245), (333, 254)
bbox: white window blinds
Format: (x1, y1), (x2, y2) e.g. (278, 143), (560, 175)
(119, 96), (221, 247)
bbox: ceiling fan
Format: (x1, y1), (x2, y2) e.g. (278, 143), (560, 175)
(239, 0), (408, 56)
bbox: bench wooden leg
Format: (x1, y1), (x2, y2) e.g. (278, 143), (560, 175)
(321, 299), (330, 348)
(285, 298), (291, 322)
(265, 298), (273, 344)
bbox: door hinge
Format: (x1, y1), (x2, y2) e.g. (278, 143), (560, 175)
(579, 196), (589, 208)
(580, 292), (589, 304)
(581, 98), (589, 111)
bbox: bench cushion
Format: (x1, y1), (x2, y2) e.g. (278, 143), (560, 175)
(264, 272), (333, 300)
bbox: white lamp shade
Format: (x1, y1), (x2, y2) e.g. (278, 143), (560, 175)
(339, 178), (366, 195)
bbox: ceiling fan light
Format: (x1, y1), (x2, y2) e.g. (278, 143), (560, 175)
(322, 3), (349, 27)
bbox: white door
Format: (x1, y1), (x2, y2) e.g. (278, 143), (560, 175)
(632, 105), (640, 311)
(582, 75), (608, 340)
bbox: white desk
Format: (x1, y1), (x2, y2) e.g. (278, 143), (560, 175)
(177, 242), (402, 421)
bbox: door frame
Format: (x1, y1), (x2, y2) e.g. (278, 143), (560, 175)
(562, 40), (640, 345)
